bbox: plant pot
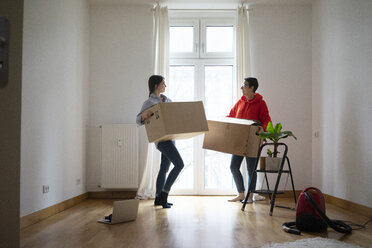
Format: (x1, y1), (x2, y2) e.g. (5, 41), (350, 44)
(265, 157), (282, 171)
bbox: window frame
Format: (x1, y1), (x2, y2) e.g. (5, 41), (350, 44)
(200, 18), (236, 58)
(168, 14), (238, 195)
(169, 19), (200, 59)
(169, 59), (237, 195)
(169, 18), (236, 59)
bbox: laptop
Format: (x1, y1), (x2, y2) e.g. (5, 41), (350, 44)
(98, 199), (139, 224)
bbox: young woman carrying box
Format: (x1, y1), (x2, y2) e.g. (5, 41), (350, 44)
(227, 77), (271, 203)
(136, 75), (184, 209)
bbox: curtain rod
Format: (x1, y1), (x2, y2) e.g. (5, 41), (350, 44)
(152, 8), (252, 12)
(168, 8), (252, 12)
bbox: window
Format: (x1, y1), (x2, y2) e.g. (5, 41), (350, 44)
(169, 19), (235, 59)
(167, 15), (237, 195)
(170, 20), (199, 58)
(201, 20), (234, 57)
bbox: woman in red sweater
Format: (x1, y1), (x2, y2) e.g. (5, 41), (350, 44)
(227, 77), (271, 203)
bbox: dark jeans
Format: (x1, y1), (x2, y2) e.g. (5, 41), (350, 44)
(156, 140), (184, 195)
(230, 155), (257, 193)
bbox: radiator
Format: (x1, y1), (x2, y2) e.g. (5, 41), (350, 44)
(100, 124), (138, 189)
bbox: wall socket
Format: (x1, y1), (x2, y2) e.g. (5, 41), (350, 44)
(76, 178), (81, 185)
(42, 185), (50, 194)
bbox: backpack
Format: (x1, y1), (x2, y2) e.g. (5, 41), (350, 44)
(282, 187), (352, 235)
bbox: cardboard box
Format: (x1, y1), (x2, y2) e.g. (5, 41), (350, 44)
(202, 117), (261, 157)
(144, 101), (208, 143)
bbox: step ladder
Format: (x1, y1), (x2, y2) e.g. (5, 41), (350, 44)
(241, 142), (297, 216)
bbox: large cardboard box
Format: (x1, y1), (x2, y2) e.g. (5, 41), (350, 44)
(202, 117), (261, 157)
(144, 101), (208, 143)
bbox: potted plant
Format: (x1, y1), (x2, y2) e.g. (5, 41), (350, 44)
(258, 122), (297, 170)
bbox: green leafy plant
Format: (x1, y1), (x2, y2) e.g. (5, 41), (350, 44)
(259, 122), (297, 157)
(266, 149), (274, 158)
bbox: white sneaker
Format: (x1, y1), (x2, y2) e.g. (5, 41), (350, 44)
(242, 194), (253, 204)
(253, 193), (266, 201)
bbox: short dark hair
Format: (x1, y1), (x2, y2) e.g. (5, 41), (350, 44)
(244, 77), (259, 92)
(148, 75), (164, 97)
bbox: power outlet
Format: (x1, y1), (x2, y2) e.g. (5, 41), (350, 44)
(76, 178), (81, 185)
(42, 185), (49, 194)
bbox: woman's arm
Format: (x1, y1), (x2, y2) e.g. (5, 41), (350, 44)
(136, 99), (153, 125)
(136, 96), (162, 125)
(141, 110), (153, 122)
(136, 108), (153, 125)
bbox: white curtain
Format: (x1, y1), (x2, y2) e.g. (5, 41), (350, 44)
(136, 4), (169, 200)
(236, 5), (264, 191)
(153, 4), (169, 79)
(236, 5), (251, 95)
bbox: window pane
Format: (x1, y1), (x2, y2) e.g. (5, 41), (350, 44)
(168, 66), (194, 101)
(170, 26), (194, 53)
(172, 139), (194, 190)
(204, 150), (234, 189)
(204, 66), (233, 119)
(167, 66), (195, 190)
(206, 26), (233, 53)
(204, 65), (234, 189)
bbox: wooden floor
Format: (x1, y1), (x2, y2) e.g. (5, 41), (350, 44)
(20, 196), (372, 248)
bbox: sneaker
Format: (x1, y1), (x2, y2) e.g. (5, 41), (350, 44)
(253, 193), (266, 201)
(244, 194), (253, 204)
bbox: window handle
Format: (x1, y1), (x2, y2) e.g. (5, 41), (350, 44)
(201, 43), (205, 53)
(195, 43), (198, 53)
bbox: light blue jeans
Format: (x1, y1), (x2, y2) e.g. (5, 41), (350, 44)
(156, 140), (184, 195)
(230, 155), (257, 193)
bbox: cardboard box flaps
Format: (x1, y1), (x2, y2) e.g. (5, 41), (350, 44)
(202, 117), (261, 157)
(144, 101), (208, 143)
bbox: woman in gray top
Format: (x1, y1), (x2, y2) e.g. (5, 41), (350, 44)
(136, 75), (184, 208)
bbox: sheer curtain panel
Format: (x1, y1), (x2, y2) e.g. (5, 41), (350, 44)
(236, 5), (251, 93)
(136, 5), (169, 199)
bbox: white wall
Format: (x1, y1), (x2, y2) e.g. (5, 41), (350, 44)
(249, 4), (313, 190)
(312, 0), (372, 207)
(86, 3), (153, 190)
(21, 0), (90, 217)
